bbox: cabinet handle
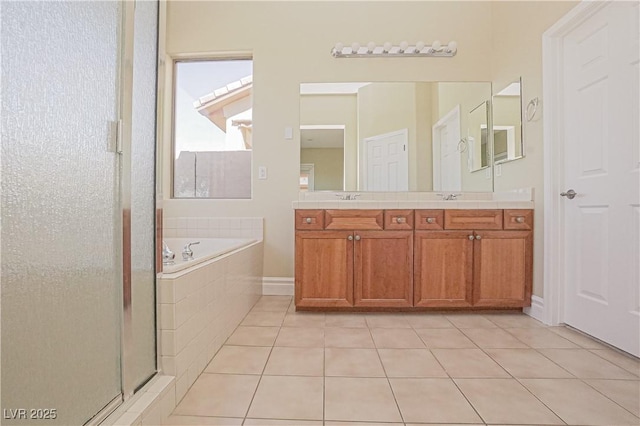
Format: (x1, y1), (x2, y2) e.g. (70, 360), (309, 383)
(516, 217), (524, 223)
(468, 235), (474, 240)
(305, 217), (312, 224)
(475, 235), (482, 240)
(426, 217), (435, 224)
(355, 235), (361, 241)
(395, 217), (406, 223)
(347, 235), (353, 241)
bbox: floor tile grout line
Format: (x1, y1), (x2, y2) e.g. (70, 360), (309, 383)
(367, 324), (405, 424)
(575, 376), (640, 419)
(240, 300), (287, 423)
(588, 349), (640, 377)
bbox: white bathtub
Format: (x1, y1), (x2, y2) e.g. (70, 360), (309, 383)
(162, 237), (257, 274)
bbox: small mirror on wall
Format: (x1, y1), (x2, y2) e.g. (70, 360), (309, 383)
(492, 78), (524, 164)
(467, 100), (490, 172)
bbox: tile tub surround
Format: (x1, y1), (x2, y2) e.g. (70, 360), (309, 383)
(162, 216), (263, 239)
(158, 241), (263, 404)
(169, 296), (640, 425)
(293, 188), (534, 210)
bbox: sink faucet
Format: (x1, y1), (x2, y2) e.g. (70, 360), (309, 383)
(182, 241), (200, 261)
(162, 241), (175, 265)
(335, 193), (361, 200)
(437, 193), (461, 201)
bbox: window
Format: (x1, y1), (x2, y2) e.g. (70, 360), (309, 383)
(173, 58), (253, 198)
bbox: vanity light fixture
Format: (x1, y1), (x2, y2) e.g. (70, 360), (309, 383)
(332, 40), (457, 58)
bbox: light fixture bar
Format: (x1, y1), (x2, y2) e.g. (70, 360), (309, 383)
(331, 41), (457, 58)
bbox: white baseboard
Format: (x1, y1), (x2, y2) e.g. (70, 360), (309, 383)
(524, 295), (545, 323)
(262, 277), (294, 296)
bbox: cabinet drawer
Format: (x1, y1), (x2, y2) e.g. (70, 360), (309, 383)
(295, 210), (324, 230)
(504, 209), (534, 230)
(444, 209), (503, 230)
(415, 210), (444, 230)
(384, 210), (414, 230)
(325, 209), (384, 230)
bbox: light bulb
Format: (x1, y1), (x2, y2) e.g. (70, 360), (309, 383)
(415, 41), (425, 53)
(367, 41), (376, 53)
(382, 42), (392, 53)
(334, 42), (344, 54)
(351, 42), (360, 54)
(431, 40), (441, 51)
(447, 40), (458, 53)
(399, 40), (409, 52)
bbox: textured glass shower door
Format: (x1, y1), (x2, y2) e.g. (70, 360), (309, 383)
(1, 2), (124, 424)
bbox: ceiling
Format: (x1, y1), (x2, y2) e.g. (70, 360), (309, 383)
(300, 128), (344, 149)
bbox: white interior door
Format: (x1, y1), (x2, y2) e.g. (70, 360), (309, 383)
(561, 1), (639, 356)
(432, 106), (462, 191)
(362, 129), (408, 191)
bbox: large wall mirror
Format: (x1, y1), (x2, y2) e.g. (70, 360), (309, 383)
(492, 78), (524, 164)
(299, 82), (494, 193)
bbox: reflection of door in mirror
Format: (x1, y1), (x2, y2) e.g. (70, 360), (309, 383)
(432, 106), (462, 191)
(361, 129), (409, 191)
(299, 126), (345, 190)
(493, 80), (524, 163)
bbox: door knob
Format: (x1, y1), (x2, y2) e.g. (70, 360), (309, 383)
(426, 217), (435, 224)
(348, 235), (353, 241)
(475, 235), (482, 240)
(468, 235), (474, 240)
(355, 235), (361, 241)
(560, 189), (577, 199)
(305, 217), (312, 224)
(516, 217), (524, 223)
(395, 217), (406, 223)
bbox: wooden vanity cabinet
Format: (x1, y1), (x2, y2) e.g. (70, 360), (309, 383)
(354, 230), (413, 308)
(414, 209), (533, 308)
(295, 230), (354, 308)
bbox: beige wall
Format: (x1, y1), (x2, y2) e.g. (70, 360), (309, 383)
(300, 148), (344, 191)
(490, 1), (578, 297)
(162, 1), (578, 291)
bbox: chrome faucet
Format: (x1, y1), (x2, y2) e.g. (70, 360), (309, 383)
(162, 241), (175, 265)
(437, 193), (461, 201)
(182, 241), (200, 261)
(335, 193), (361, 200)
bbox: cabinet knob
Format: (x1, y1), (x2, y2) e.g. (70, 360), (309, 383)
(468, 235), (475, 240)
(426, 217), (435, 224)
(347, 235), (353, 241)
(395, 217), (406, 223)
(355, 235), (361, 241)
(475, 235), (482, 240)
(516, 217), (524, 223)
(305, 217), (312, 224)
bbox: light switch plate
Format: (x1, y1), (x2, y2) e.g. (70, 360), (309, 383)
(495, 164), (502, 177)
(258, 166), (267, 180)
(284, 127), (293, 139)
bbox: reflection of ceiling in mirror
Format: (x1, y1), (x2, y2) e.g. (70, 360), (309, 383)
(300, 128), (344, 149)
(300, 82), (371, 95)
(495, 82), (520, 96)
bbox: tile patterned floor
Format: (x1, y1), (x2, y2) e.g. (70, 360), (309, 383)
(167, 296), (640, 426)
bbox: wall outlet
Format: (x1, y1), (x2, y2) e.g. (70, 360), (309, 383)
(495, 164), (502, 177)
(485, 168), (491, 179)
(258, 166), (268, 180)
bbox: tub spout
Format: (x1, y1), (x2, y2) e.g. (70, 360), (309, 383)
(182, 241), (200, 261)
(162, 241), (175, 265)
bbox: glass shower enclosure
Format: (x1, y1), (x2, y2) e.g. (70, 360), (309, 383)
(1, 1), (158, 424)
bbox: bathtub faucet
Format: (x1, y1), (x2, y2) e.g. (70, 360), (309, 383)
(182, 241), (200, 261)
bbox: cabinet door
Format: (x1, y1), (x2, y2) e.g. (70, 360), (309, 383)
(295, 231), (354, 308)
(473, 231), (533, 307)
(414, 231), (474, 307)
(354, 231), (413, 307)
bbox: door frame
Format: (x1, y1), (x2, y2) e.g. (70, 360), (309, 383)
(432, 105), (461, 191)
(359, 128), (409, 191)
(542, 0), (611, 326)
